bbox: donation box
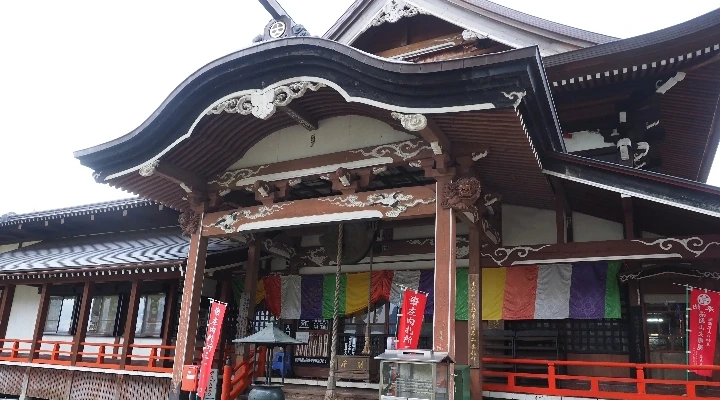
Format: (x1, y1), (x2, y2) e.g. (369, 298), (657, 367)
(375, 349), (454, 400)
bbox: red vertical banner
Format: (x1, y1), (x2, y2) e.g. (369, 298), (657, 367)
(197, 301), (227, 398)
(397, 290), (428, 350)
(689, 289), (720, 377)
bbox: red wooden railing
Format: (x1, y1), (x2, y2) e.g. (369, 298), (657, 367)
(483, 357), (720, 400)
(221, 347), (267, 400)
(0, 338), (174, 373)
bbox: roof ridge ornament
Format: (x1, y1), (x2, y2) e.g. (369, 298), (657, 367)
(139, 160), (160, 177)
(207, 81), (326, 120)
(391, 112), (427, 131)
(371, 0), (429, 27)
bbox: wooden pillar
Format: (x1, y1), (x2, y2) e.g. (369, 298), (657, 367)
(551, 176), (572, 243)
(434, 178), (457, 357)
(28, 283), (52, 362)
(236, 241), (261, 362)
(468, 225), (482, 398)
(120, 280), (141, 369)
(171, 219), (209, 398)
(0, 285), (16, 338)
(216, 276), (231, 368)
(70, 281), (95, 365)
(160, 279), (179, 366)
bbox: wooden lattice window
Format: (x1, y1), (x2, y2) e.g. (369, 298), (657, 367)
(506, 290), (629, 354)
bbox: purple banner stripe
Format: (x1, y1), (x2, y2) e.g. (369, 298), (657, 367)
(569, 262), (608, 319)
(300, 275), (324, 319)
(419, 270), (435, 316)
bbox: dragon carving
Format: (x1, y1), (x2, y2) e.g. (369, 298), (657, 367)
(441, 177), (482, 212)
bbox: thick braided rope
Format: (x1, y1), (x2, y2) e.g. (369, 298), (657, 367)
(361, 222), (377, 355)
(325, 223), (344, 400)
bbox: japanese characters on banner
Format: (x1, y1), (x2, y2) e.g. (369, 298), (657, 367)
(689, 289), (720, 377)
(397, 290), (428, 349)
(197, 300), (227, 398)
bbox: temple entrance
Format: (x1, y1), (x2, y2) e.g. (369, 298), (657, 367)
(645, 294), (687, 380)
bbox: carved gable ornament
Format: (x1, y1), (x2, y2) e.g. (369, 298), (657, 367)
(178, 209), (201, 237)
(207, 81), (325, 120)
(371, 0), (429, 27)
(441, 177), (482, 212)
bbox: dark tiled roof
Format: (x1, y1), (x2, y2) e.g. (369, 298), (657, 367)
(0, 228), (241, 273)
(0, 198), (155, 227)
(545, 7), (720, 68)
(458, 0), (617, 44)
(323, 0), (618, 45)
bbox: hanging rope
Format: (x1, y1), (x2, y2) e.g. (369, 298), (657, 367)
(325, 223), (344, 400)
(362, 221), (378, 356)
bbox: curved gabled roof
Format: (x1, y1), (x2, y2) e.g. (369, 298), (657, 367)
(0, 197), (154, 227)
(458, 0), (617, 44)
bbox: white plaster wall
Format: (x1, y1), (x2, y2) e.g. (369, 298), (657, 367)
(228, 115), (416, 169)
(5, 285), (40, 342)
(0, 244), (19, 254)
(572, 212), (624, 242)
(502, 205), (556, 246)
(563, 130), (615, 153)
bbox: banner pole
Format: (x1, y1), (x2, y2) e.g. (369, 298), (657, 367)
(685, 284), (689, 382)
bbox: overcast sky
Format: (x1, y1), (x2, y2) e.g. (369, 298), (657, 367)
(0, 0), (718, 214)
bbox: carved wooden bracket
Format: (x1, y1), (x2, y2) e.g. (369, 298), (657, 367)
(178, 210), (201, 237)
(441, 177), (482, 212)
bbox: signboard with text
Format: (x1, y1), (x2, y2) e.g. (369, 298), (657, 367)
(197, 301), (226, 398)
(689, 289), (720, 377)
(397, 290), (427, 350)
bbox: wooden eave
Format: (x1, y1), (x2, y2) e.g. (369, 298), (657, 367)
(74, 39), (561, 212)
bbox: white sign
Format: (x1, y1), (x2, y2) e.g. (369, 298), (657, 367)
(205, 369), (218, 400)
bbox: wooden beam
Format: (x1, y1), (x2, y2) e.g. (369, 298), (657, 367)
(207, 139), (435, 191)
(0, 285), (15, 338)
(376, 33), (464, 59)
(28, 283), (51, 362)
(171, 207), (209, 399)
(481, 234), (720, 266)
(622, 195), (637, 239)
(120, 280), (141, 369)
(236, 241), (261, 361)
(70, 281), (94, 366)
(202, 185), (438, 236)
(549, 176), (573, 243)
(419, 117), (452, 156)
(468, 225), (482, 399)
(278, 103), (318, 131)
(433, 176), (456, 358)
(160, 279), (178, 367)
(141, 161), (207, 193)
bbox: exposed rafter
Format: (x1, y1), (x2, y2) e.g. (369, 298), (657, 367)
(138, 160), (206, 193)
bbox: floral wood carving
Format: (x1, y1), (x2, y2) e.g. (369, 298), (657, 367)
(318, 191), (435, 218)
(441, 177), (482, 212)
(391, 112), (427, 131)
(209, 165), (269, 188)
(482, 245), (551, 266)
(207, 81), (325, 120)
(208, 203), (293, 234)
(139, 160), (159, 177)
(502, 91), (526, 108)
(178, 210), (201, 237)
(632, 237), (720, 257)
(349, 140), (431, 161)
(371, 0), (429, 27)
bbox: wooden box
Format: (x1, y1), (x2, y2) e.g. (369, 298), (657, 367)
(335, 355), (377, 382)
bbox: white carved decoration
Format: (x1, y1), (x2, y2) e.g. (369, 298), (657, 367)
(407, 239), (434, 246)
(482, 218), (500, 245)
(634, 142), (650, 169)
(372, 166), (388, 175)
(219, 189), (231, 196)
(699, 271), (720, 280)
(482, 245), (551, 266)
(139, 160), (159, 177)
(288, 178), (302, 187)
(207, 81), (325, 120)
(408, 161), (422, 168)
(207, 203), (294, 233)
(617, 138), (631, 161)
(391, 112), (428, 131)
(303, 247), (330, 267)
(472, 151), (489, 161)
(350, 140), (431, 161)
(456, 237), (470, 258)
(318, 191), (435, 218)
(179, 182), (192, 193)
(646, 121), (660, 130)
(210, 165), (269, 188)
(370, 0), (428, 27)
(430, 141), (442, 155)
(632, 237), (720, 258)
(502, 91), (526, 109)
(462, 30), (481, 41)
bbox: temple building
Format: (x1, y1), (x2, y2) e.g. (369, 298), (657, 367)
(1, 1), (720, 399)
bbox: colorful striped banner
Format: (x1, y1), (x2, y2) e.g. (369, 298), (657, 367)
(238, 261), (622, 321)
